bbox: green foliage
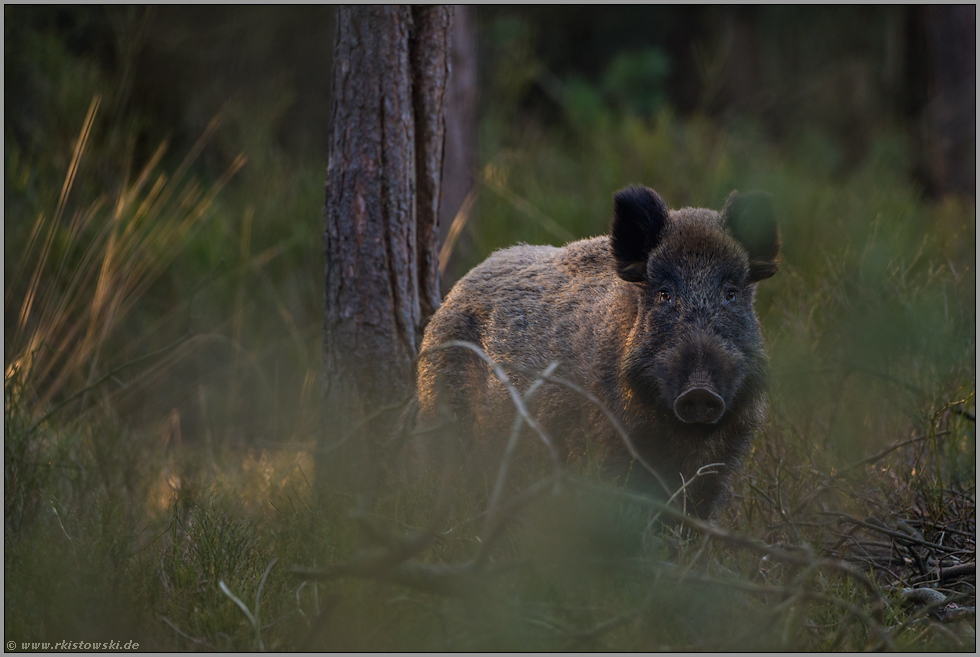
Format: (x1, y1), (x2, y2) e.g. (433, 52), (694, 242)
(602, 49), (672, 117)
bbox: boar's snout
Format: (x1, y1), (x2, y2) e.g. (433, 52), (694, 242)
(674, 387), (726, 424)
(653, 333), (744, 425)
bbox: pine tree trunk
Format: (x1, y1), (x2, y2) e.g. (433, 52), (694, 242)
(320, 5), (452, 500)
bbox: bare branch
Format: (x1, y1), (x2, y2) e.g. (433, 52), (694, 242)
(420, 340), (561, 464)
(840, 430), (952, 474)
(828, 514), (961, 553)
(482, 361), (561, 536)
(418, 340), (673, 497)
(939, 562), (976, 583)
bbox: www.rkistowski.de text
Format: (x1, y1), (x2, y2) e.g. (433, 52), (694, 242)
(7, 640), (139, 651)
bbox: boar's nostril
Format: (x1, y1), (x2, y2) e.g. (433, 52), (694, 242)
(673, 387), (726, 424)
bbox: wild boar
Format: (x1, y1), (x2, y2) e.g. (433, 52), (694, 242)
(416, 185), (779, 518)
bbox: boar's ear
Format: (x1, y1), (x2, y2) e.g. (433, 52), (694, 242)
(611, 185), (669, 283)
(723, 191), (780, 282)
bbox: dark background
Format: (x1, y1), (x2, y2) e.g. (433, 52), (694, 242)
(5, 5), (974, 197)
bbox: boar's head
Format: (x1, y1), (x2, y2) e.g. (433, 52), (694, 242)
(611, 185), (780, 428)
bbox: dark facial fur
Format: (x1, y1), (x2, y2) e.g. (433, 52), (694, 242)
(614, 190), (777, 428)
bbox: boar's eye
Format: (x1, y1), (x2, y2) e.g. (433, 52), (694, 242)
(723, 289), (737, 304)
(657, 289), (672, 304)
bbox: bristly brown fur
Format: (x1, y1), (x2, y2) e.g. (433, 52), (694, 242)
(416, 185), (780, 518)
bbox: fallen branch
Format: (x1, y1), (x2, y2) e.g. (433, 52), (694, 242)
(829, 514), (961, 554)
(939, 562), (976, 583)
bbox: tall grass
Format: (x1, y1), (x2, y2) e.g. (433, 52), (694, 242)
(5, 96), (246, 420)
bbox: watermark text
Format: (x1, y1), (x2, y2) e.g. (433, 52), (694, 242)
(7, 640), (139, 651)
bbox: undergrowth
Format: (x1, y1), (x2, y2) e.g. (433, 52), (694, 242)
(4, 17), (975, 652)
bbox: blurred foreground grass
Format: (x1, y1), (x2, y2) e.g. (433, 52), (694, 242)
(4, 38), (976, 653)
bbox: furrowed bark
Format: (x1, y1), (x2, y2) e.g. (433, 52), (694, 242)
(320, 5), (452, 499)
